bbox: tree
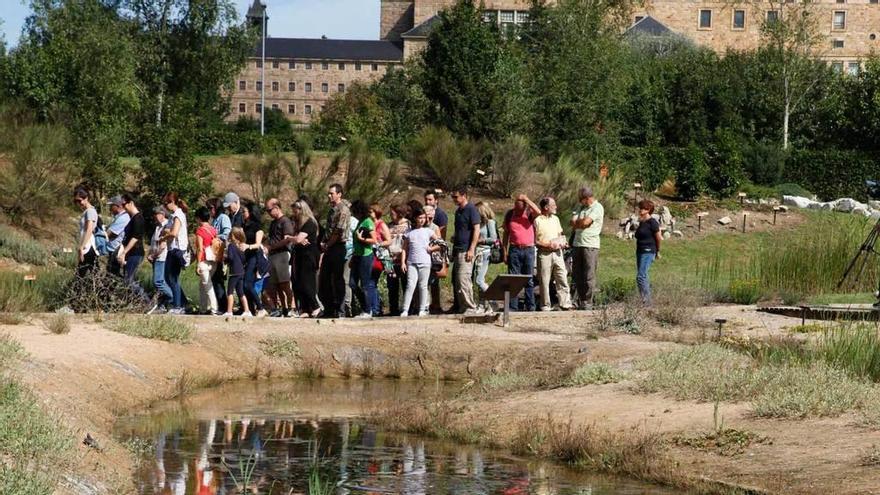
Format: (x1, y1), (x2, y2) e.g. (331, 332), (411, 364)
(286, 133), (336, 216)
(335, 138), (404, 205)
(752, 0), (826, 149)
(419, 0), (528, 140)
(407, 126), (488, 192)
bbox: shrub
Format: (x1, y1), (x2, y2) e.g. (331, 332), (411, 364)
(784, 148), (879, 201)
(599, 277), (637, 304)
(0, 270), (69, 313)
(237, 153), (287, 205)
(105, 315), (194, 343)
(670, 143), (708, 201)
(0, 121), (73, 227)
(64, 269), (149, 314)
(816, 325), (880, 382)
(337, 138), (404, 204)
(407, 126), (487, 192)
(481, 371), (535, 392)
(705, 130), (745, 199)
(42, 314), (70, 335)
(775, 183), (813, 198)
(566, 362), (624, 386)
(489, 135), (541, 197)
(727, 278), (762, 304)
(742, 140), (787, 186)
(751, 362), (870, 418)
(0, 226), (51, 266)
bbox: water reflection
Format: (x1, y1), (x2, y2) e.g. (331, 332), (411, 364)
(117, 380), (677, 495)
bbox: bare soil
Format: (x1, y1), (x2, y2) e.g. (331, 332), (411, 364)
(3, 306), (878, 494)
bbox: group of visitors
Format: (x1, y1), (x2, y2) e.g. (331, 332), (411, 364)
(74, 182), (663, 317)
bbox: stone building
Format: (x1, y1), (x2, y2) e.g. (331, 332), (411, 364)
(230, 0), (880, 124)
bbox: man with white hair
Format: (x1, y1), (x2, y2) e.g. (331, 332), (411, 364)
(570, 186), (604, 309)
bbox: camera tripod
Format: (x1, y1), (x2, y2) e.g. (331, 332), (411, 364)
(838, 217), (880, 302)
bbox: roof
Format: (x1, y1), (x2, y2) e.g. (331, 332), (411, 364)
(401, 15), (441, 39)
(625, 16), (673, 37)
(246, 0), (267, 20)
(253, 38), (404, 62)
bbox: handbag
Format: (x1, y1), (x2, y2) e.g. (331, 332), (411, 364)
(430, 239), (449, 278)
(489, 240), (503, 264)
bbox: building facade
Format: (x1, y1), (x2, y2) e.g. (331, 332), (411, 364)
(230, 0), (879, 124)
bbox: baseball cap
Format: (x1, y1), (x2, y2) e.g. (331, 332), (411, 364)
(107, 195), (124, 207)
(222, 192), (240, 208)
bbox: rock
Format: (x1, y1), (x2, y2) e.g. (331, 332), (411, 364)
(651, 213), (660, 222)
(853, 206), (871, 217)
(833, 198), (866, 213)
(872, 211), (880, 221)
(869, 200), (880, 210)
(619, 218), (630, 227)
(663, 231), (671, 240)
(717, 216), (732, 225)
(777, 205), (789, 212)
(672, 230), (684, 237)
(783, 195), (815, 209)
(659, 206), (673, 226)
(577, 346), (589, 354)
(616, 231), (624, 239)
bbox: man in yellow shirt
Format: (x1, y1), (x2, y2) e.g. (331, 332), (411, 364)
(535, 197), (573, 311)
(570, 186), (604, 309)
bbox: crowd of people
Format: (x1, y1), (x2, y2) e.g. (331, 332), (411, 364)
(72, 183), (663, 318)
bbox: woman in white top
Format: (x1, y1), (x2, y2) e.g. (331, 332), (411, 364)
(161, 192), (190, 314)
(73, 187), (99, 277)
(400, 207), (441, 317)
(148, 206), (173, 311)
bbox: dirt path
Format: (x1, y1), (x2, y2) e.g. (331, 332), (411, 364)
(3, 306), (874, 494)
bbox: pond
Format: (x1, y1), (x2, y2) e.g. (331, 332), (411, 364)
(115, 379), (680, 495)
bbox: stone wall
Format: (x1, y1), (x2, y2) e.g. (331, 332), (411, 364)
(380, 0), (415, 41)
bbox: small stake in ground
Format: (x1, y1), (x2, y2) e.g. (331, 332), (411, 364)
(633, 182), (642, 203)
(742, 212), (748, 233)
(738, 192), (747, 207)
(772, 206), (781, 225)
(714, 318), (727, 339)
(697, 212), (708, 232)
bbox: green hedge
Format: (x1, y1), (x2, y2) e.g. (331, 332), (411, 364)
(784, 149), (880, 201)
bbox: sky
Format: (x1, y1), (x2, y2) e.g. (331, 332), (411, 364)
(0, 0), (380, 47)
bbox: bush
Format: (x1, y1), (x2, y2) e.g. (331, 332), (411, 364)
(0, 226), (51, 265)
(489, 135), (540, 197)
(751, 362), (870, 418)
(42, 313), (70, 335)
(670, 143), (708, 201)
(237, 153), (288, 205)
(727, 278), (762, 304)
(705, 130), (745, 199)
(784, 148), (880, 201)
(599, 277), (636, 304)
(407, 126), (487, 192)
(742, 140), (787, 186)
(566, 362), (624, 386)
(64, 270), (149, 314)
(105, 315), (194, 343)
(336, 138), (404, 204)
(0, 270), (69, 313)
(775, 183), (813, 199)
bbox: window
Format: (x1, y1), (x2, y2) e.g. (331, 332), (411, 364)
(305, 62), (313, 70)
(833, 39), (845, 49)
(272, 60), (279, 69)
(634, 15), (644, 24)
(289, 61), (296, 69)
(305, 105), (312, 115)
(833, 11), (846, 30)
(237, 80), (245, 91)
(322, 62), (329, 70)
(699, 9), (712, 29)
(288, 104), (295, 114)
(255, 60), (262, 69)
(482, 11), (498, 24)
(831, 62), (844, 73)
(255, 103), (262, 113)
(516, 11), (530, 23)
(271, 103), (279, 110)
(238, 103), (246, 113)
(766, 10), (779, 24)
(500, 10), (515, 23)
(256, 81), (263, 91)
(848, 62), (860, 75)
(321, 82), (328, 93)
(355, 62), (362, 71)
(372, 63), (379, 71)
(305, 82), (312, 92)
(338, 83), (345, 92)
(271, 81), (279, 91)
(288, 81), (295, 92)
(733, 10), (745, 29)
(338, 63), (345, 70)
(837, 0), (845, 3)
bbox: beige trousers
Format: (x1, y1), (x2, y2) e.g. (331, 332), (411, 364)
(537, 250), (572, 310)
(452, 251), (477, 311)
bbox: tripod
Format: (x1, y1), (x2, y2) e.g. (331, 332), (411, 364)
(838, 217), (880, 298)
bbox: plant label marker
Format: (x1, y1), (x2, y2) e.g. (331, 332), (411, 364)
(742, 212), (749, 233)
(773, 206), (781, 225)
(633, 183), (642, 203)
(714, 318), (727, 339)
(697, 212), (708, 232)
(738, 192), (747, 207)
(23, 274), (36, 281)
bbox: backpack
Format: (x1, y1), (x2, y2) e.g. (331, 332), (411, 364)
(430, 239), (449, 278)
(94, 216), (110, 256)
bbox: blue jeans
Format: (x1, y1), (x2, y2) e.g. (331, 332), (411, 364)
(636, 250), (656, 305)
(244, 251), (262, 311)
(165, 249), (186, 309)
(474, 247), (491, 293)
(153, 260), (173, 306)
(350, 254), (379, 315)
(124, 254), (145, 299)
(508, 246), (535, 311)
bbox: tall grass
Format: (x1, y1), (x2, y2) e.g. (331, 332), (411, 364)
(816, 325), (880, 382)
(0, 269), (70, 313)
(105, 315), (194, 343)
(698, 213), (878, 300)
(0, 226), (52, 266)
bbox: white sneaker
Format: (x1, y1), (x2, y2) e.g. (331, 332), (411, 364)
(464, 308), (482, 316)
(400, 313), (409, 318)
(222, 312), (233, 317)
(418, 311), (429, 317)
(355, 312), (373, 319)
(256, 309), (268, 318)
(242, 312), (253, 318)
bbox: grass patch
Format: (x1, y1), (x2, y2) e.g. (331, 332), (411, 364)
(105, 315), (194, 343)
(751, 362), (869, 418)
(673, 428), (770, 456)
(815, 325), (880, 382)
(0, 269), (69, 313)
(259, 337), (300, 358)
(0, 334), (73, 494)
(371, 400), (488, 445)
(298, 356), (325, 380)
(859, 445), (880, 466)
(0, 225), (51, 266)
(566, 362), (625, 386)
(0, 313), (26, 325)
(480, 371), (535, 392)
(42, 313), (70, 335)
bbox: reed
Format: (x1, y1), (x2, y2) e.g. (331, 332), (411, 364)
(816, 324), (880, 382)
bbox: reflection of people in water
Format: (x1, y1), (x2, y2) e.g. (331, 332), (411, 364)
(195, 420), (218, 495)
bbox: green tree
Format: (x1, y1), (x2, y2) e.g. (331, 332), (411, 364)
(6, 0), (140, 196)
(420, 0), (528, 140)
(335, 138), (404, 205)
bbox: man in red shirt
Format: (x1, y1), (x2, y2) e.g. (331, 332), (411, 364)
(502, 194), (541, 311)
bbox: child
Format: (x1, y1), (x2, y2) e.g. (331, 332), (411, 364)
(224, 227), (251, 317)
(147, 207), (173, 312)
(400, 207), (441, 317)
(194, 207), (219, 315)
